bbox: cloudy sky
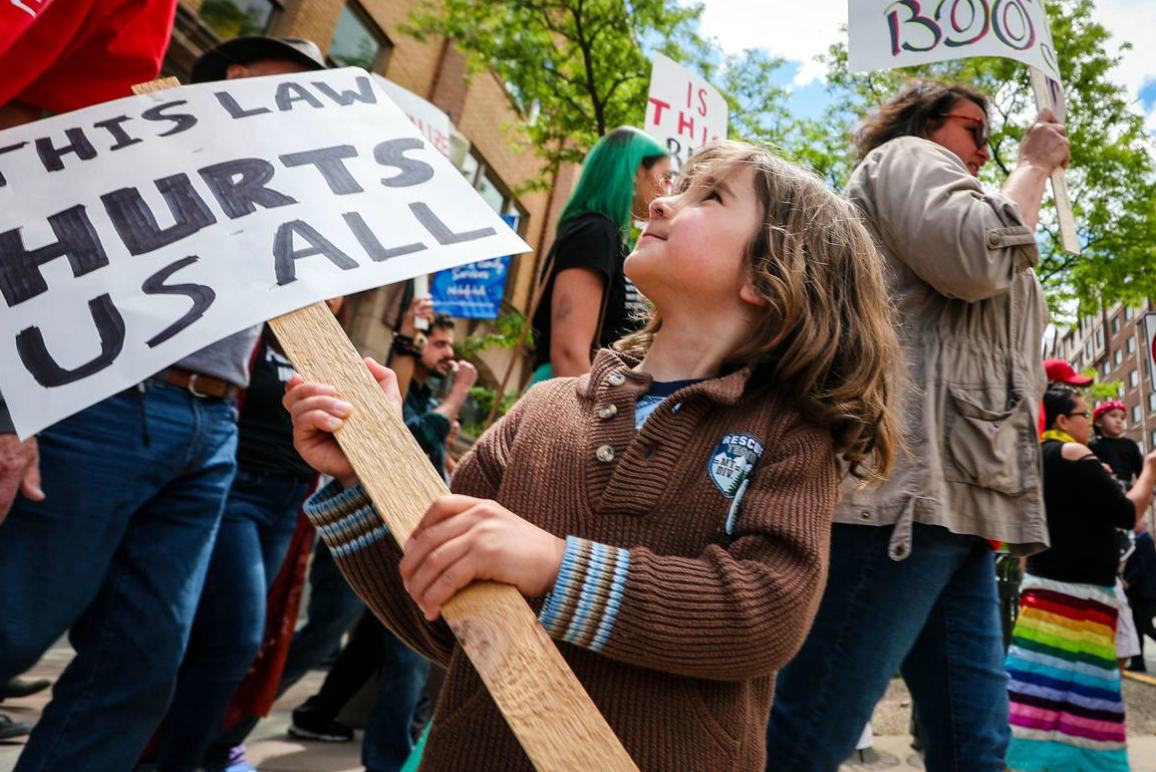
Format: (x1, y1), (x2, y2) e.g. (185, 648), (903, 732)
(693, 0), (1156, 132)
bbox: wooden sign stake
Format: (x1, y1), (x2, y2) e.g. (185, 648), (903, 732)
(133, 79), (638, 771)
(1028, 67), (1081, 256)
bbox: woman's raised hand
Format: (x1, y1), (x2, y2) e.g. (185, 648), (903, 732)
(283, 357), (403, 488)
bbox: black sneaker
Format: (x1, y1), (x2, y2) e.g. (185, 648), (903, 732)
(0, 713), (32, 739)
(288, 708), (353, 743)
(0, 677), (51, 701)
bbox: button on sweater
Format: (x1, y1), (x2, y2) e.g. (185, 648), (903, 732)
(303, 349), (839, 770)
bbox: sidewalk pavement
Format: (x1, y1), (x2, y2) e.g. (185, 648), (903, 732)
(4, 642), (1156, 771)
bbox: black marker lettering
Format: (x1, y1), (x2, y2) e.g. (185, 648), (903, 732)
(101, 174), (217, 255)
(275, 82), (324, 111)
(279, 145), (363, 195)
(343, 211), (425, 261)
(273, 220), (359, 286)
(410, 202), (496, 245)
(141, 256), (215, 347)
(15, 294), (125, 386)
(312, 76), (377, 106)
(141, 101), (198, 137)
(93, 115), (144, 151)
(199, 158), (297, 219)
(34, 128), (97, 172)
(0, 205), (109, 307)
(214, 90), (272, 120)
(373, 138), (434, 188)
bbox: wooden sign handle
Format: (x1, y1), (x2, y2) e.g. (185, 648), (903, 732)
(1029, 67), (1080, 256)
(130, 78), (638, 771)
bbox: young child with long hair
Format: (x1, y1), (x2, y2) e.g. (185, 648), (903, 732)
(283, 141), (903, 770)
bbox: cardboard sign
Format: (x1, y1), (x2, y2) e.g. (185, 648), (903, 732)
(848, 0), (1062, 84)
(644, 53), (727, 171)
(431, 214), (518, 319)
(372, 74), (453, 159)
(0, 68), (529, 438)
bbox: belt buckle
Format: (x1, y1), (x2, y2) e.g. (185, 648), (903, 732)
(186, 373), (210, 398)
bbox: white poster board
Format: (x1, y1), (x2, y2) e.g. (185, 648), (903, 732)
(371, 74), (453, 159)
(644, 53), (728, 171)
(848, 0), (1062, 84)
(0, 68), (529, 438)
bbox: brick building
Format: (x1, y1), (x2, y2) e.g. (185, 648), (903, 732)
(1046, 301), (1156, 452)
(163, 0), (580, 392)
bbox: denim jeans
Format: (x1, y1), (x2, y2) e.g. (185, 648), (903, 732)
(0, 384), (238, 772)
(155, 469), (310, 772)
(203, 540), (366, 763)
(766, 522), (1010, 772)
(363, 626), (431, 772)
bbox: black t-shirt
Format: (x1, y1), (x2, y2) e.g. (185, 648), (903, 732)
(532, 212), (644, 368)
(1089, 435), (1144, 489)
(236, 326), (315, 480)
(1026, 440), (1137, 586)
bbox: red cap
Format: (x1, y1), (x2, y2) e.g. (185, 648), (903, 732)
(1094, 400), (1126, 421)
(1044, 359), (1094, 386)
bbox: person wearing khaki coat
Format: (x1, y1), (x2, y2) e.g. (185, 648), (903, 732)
(767, 81), (1070, 771)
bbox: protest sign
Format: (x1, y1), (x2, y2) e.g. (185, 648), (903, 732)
(0, 68), (529, 438)
(847, 0), (1079, 255)
(431, 213), (518, 319)
(371, 74), (452, 159)
(644, 53), (727, 171)
(848, 0), (1061, 82)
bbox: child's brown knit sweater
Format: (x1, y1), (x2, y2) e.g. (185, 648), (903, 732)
(304, 349), (838, 770)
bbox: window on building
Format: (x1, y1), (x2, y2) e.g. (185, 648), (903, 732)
(328, 3), (390, 71)
(1113, 315), (1121, 334)
(1103, 361), (1113, 378)
(1149, 392), (1156, 413)
(1127, 307), (1136, 321)
(1119, 383), (1127, 398)
(1131, 369), (1140, 388)
(1085, 340), (1093, 359)
(1116, 349), (1124, 366)
(1129, 336), (1137, 355)
(1096, 328), (1104, 348)
(1134, 405), (1143, 424)
(199, 0), (279, 39)
(456, 148), (528, 230)
(1151, 430), (1156, 449)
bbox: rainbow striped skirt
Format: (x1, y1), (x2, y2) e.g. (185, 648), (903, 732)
(1005, 574), (1128, 772)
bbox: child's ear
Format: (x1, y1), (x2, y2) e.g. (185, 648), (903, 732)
(739, 281), (768, 307)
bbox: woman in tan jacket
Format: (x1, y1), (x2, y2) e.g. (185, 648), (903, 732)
(767, 81), (1071, 771)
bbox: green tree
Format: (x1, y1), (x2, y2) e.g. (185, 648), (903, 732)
(404, 0), (707, 178)
(787, 0), (1156, 319)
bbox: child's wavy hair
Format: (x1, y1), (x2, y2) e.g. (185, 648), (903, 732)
(615, 141), (904, 481)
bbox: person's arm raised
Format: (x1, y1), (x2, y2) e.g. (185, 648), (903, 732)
(1001, 109), (1071, 231)
(549, 267), (606, 377)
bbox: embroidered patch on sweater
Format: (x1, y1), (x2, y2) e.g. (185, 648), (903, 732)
(709, 433), (763, 498)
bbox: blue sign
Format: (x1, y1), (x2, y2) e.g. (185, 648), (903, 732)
(430, 214), (519, 319)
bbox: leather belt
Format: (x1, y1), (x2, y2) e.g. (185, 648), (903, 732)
(157, 367), (239, 399)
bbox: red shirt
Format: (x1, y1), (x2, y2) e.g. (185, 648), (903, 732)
(0, 0), (176, 114)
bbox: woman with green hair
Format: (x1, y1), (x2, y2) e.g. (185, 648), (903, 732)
(530, 126), (670, 381)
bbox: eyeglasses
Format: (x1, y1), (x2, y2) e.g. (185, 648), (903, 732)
(1064, 410), (1091, 419)
(939, 113), (989, 148)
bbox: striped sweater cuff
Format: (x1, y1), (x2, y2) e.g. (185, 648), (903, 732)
(538, 536), (630, 653)
(303, 479), (391, 557)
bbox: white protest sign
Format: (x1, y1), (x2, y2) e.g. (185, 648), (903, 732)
(848, 0), (1062, 84)
(371, 74), (452, 159)
(0, 68), (530, 438)
(644, 53), (728, 171)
